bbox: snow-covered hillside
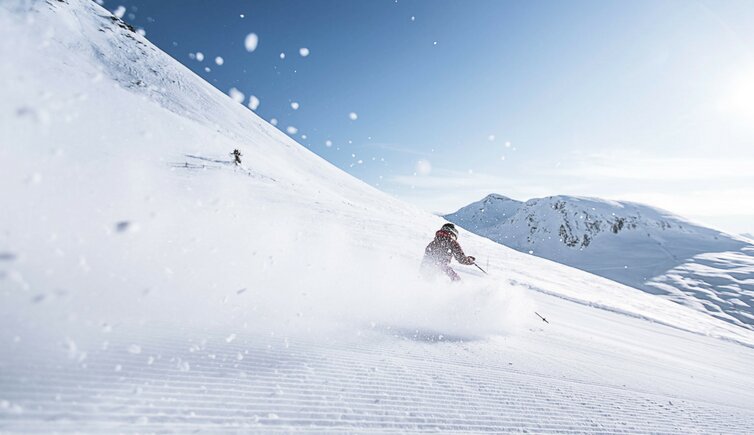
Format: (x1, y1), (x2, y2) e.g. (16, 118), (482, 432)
(446, 194), (754, 330)
(2, 0), (754, 432)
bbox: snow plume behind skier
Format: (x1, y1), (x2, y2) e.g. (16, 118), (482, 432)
(421, 223), (476, 281)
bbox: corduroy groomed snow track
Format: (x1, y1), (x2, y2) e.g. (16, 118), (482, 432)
(2, 322), (753, 433)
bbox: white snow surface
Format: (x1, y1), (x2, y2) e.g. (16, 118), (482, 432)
(1, 1), (754, 432)
(445, 194), (754, 331)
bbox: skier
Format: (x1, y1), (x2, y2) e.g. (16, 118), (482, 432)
(421, 223), (476, 282)
(231, 149), (242, 165)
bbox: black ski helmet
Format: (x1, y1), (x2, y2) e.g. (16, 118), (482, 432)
(441, 223), (458, 239)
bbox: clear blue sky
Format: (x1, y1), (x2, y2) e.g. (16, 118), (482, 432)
(105, 0), (754, 235)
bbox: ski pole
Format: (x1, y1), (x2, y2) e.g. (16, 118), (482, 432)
(535, 311), (549, 324)
(474, 263), (488, 274)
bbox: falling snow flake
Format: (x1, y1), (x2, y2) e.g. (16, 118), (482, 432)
(244, 33), (259, 52)
(348, 112), (358, 121)
(248, 95), (260, 110)
(291, 102), (300, 110)
(299, 47), (310, 57)
(228, 87), (245, 104)
(416, 159), (432, 175)
(195, 52), (204, 62)
(215, 56), (224, 66)
(286, 126), (298, 135)
(113, 6), (125, 19)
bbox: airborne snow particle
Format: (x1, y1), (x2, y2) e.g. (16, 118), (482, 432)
(528, 250), (534, 254)
(500, 155), (506, 161)
(204, 67), (211, 72)
(433, 41), (438, 45)
(505, 141), (511, 148)
(348, 112), (358, 121)
(488, 134), (495, 141)
(291, 101), (300, 110)
(113, 6), (126, 19)
(228, 87), (245, 104)
(248, 95), (260, 110)
(270, 118), (278, 126)
(415, 159), (432, 175)
(128, 344), (142, 354)
(244, 33), (259, 52)
(240, 14), (245, 18)
(195, 52), (204, 62)
(299, 47), (310, 57)
(0, 252), (17, 261)
(215, 56), (224, 66)
(301, 134), (307, 139)
(225, 333), (237, 343)
(280, 52), (286, 59)
(286, 126), (298, 134)
(411, 16), (416, 21)
(325, 140), (332, 147)
(115, 221), (134, 233)
(136, 28), (146, 36)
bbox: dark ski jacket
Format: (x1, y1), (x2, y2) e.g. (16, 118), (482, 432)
(422, 230), (475, 267)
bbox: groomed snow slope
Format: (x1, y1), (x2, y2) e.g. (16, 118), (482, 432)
(446, 194), (754, 330)
(2, 0), (754, 432)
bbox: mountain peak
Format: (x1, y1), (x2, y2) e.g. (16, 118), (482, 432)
(482, 193), (516, 202)
(445, 193), (754, 331)
(444, 194), (522, 232)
